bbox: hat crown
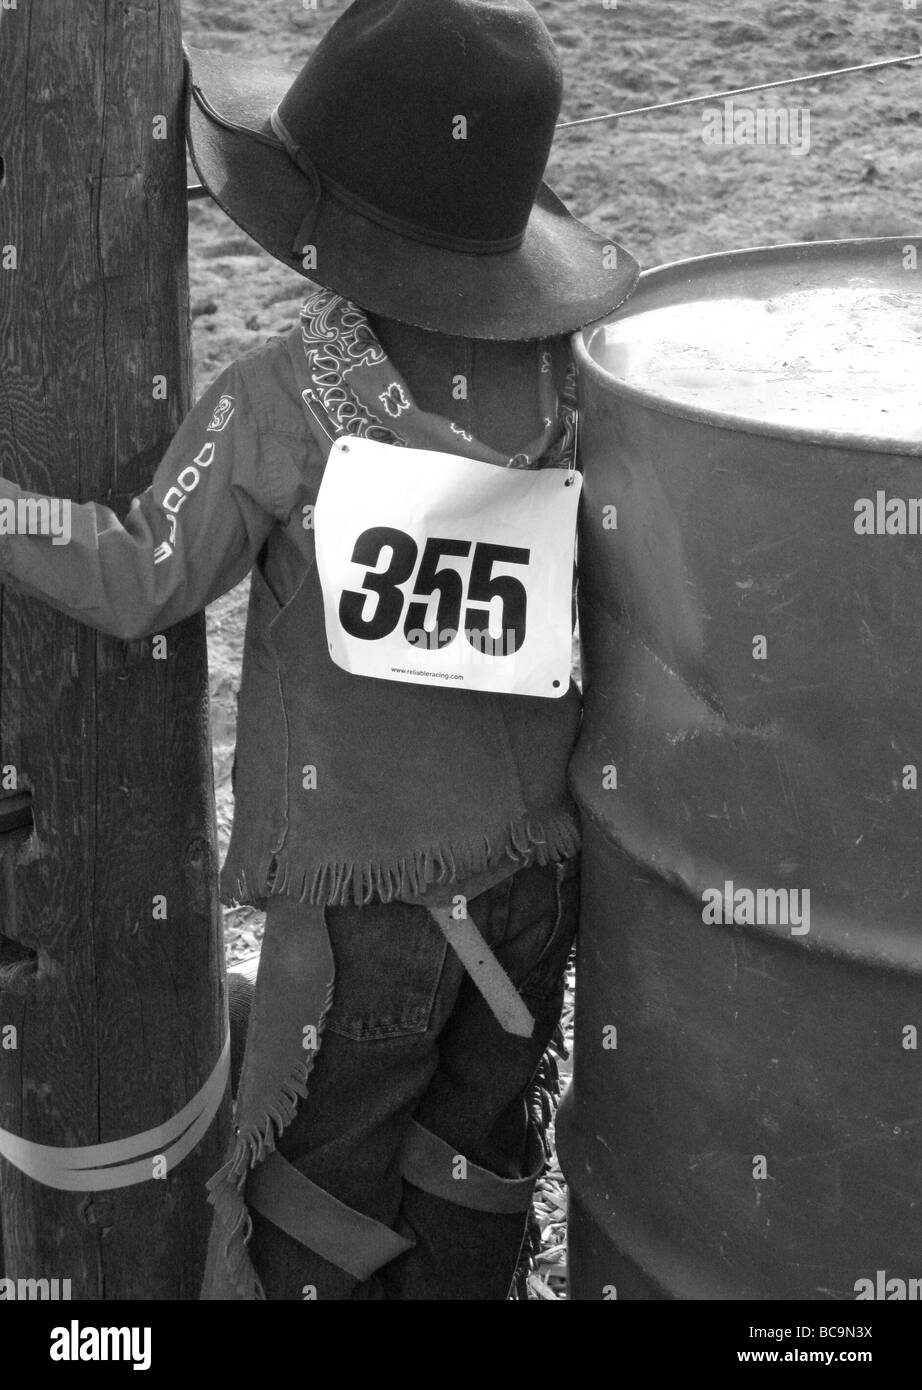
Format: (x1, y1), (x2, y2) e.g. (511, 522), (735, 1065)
(278, 0), (563, 245)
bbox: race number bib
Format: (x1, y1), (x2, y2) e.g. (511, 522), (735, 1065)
(313, 436), (581, 698)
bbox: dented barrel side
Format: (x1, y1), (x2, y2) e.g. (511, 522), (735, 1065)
(557, 240), (922, 1301)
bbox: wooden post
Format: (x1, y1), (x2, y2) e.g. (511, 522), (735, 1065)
(0, 1), (228, 1298)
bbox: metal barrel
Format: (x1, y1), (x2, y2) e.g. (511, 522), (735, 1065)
(558, 238), (922, 1301)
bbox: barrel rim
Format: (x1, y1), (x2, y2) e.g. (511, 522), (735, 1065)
(574, 236), (922, 458)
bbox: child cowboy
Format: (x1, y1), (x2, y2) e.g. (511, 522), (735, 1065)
(0, 0), (636, 1298)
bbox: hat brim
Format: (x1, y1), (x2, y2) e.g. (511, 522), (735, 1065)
(184, 45), (639, 341)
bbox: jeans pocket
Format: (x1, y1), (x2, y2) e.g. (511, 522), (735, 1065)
(512, 856), (580, 1003)
(323, 897), (449, 1041)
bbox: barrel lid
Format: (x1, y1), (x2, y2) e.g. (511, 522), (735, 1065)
(577, 237), (922, 454)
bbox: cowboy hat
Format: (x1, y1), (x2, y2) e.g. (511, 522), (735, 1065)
(184, 0), (639, 340)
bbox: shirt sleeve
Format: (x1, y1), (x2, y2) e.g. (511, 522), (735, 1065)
(0, 360), (282, 641)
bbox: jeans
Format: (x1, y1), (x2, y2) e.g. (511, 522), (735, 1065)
(248, 855), (580, 1300)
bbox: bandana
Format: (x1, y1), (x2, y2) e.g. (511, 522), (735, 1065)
(294, 287), (578, 467)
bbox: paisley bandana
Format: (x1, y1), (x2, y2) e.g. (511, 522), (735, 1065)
(296, 287), (578, 469)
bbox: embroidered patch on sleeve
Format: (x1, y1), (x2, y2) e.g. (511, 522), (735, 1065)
(207, 395), (235, 432)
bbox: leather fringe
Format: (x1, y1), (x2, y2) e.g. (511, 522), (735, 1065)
(510, 1022), (567, 1301)
(221, 807), (581, 911)
(204, 970), (336, 1299)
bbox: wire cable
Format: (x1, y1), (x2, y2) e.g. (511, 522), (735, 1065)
(555, 51), (922, 129)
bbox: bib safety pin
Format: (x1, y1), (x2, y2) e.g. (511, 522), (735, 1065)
(302, 388), (346, 450)
(565, 409), (579, 486)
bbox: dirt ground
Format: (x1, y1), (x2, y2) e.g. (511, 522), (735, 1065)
(180, 0), (922, 1296)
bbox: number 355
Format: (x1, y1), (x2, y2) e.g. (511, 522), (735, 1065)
(338, 529), (529, 653)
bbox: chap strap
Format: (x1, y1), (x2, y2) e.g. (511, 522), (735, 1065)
(246, 1117), (545, 1278)
(246, 1150), (414, 1282)
(398, 1118), (545, 1214)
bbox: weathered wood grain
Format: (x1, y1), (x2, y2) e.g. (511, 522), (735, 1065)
(0, 0), (229, 1299)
